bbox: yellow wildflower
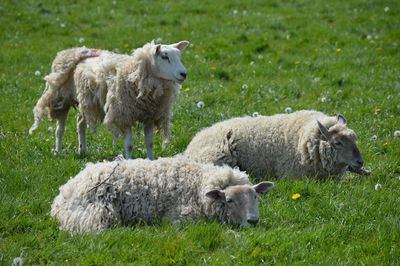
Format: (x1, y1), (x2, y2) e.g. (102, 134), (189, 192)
(374, 107), (381, 114)
(336, 48), (342, 53)
(294, 61), (300, 65)
(183, 88), (191, 92)
(292, 193), (301, 200)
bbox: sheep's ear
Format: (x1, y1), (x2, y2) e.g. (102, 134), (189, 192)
(205, 190), (225, 201)
(253, 181), (274, 194)
(317, 120), (331, 140)
(173, 41), (189, 51)
(337, 114), (347, 125)
(155, 44), (161, 56)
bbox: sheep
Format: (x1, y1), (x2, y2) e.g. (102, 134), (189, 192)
(50, 157), (274, 233)
(30, 41), (189, 159)
(184, 110), (371, 180)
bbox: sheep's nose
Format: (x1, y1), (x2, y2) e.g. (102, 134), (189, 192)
(247, 218), (259, 226)
(356, 158), (364, 167)
(180, 72), (187, 79)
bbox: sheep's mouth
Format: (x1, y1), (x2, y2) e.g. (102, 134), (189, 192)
(348, 165), (371, 176)
(175, 78), (185, 83)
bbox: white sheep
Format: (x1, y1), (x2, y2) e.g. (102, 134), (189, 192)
(184, 110), (370, 180)
(50, 157), (274, 233)
(30, 41), (189, 159)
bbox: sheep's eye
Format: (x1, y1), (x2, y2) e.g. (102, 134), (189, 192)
(334, 141), (343, 146)
(161, 54), (169, 61)
(226, 198), (234, 203)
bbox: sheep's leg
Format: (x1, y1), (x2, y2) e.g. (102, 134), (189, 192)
(144, 123), (154, 160)
(123, 128), (133, 159)
(77, 113), (87, 155)
(53, 112), (68, 154)
(112, 128), (119, 147)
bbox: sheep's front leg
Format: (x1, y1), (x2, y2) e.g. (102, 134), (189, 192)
(53, 112), (68, 154)
(77, 114), (87, 155)
(112, 128), (119, 147)
(123, 128), (133, 159)
(144, 123), (154, 160)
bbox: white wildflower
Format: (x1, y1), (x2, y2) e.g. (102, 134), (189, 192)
(196, 101), (205, 108)
(233, 9), (238, 15)
(375, 183), (382, 191)
(252, 112), (259, 117)
(371, 135), (378, 141)
(394, 130), (400, 137)
(257, 54), (263, 59)
(242, 84), (248, 90)
(249, 61), (255, 66)
(384, 6), (389, 12)
(312, 77), (321, 84)
(284, 106), (292, 113)
(79, 37), (85, 43)
(320, 96), (328, 103)
(60, 23), (66, 28)
(34, 70), (41, 76)
(367, 35), (372, 40)
(12, 257), (23, 266)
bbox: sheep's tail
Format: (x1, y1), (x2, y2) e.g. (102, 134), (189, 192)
(29, 47), (101, 134)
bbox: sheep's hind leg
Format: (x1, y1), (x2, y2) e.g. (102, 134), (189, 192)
(144, 123), (154, 160)
(123, 128), (133, 159)
(53, 111), (68, 154)
(77, 113), (87, 155)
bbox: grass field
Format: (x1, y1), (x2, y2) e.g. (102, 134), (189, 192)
(1, 0), (400, 264)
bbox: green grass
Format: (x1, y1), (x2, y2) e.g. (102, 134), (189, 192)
(1, 0), (400, 264)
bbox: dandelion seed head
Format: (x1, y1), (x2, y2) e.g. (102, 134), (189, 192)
(79, 37), (85, 43)
(312, 77), (321, 84)
(371, 135), (378, 141)
(196, 101), (205, 108)
(394, 130), (400, 137)
(252, 112), (259, 117)
(12, 257), (23, 266)
(384, 6), (389, 12)
(320, 96), (328, 103)
(233, 9), (238, 15)
(60, 23), (66, 28)
(242, 84), (248, 90)
(375, 183), (382, 191)
(34, 70), (41, 76)
(285, 106), (292, 113)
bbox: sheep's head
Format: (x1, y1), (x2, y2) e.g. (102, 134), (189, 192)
(205, 182), (274, 227)
(317, 115), (367, 174)
(151, 41), (189, 83)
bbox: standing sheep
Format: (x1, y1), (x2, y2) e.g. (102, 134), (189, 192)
(184, 110), (370, 180)
(30, 41), (189, 159)
(50, 157), (274, 233)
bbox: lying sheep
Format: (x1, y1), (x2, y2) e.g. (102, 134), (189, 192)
(30, 41), (189, 159)
(184, 110), (370, 180)
(50, 157), (274, 233)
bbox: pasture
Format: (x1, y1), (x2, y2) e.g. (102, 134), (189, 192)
(1, 0), (399, 264)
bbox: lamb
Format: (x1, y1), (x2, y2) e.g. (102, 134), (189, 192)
(30, 41), (189, 159)
(50, 157), (274, 233)
(184, 110), (371, 180)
